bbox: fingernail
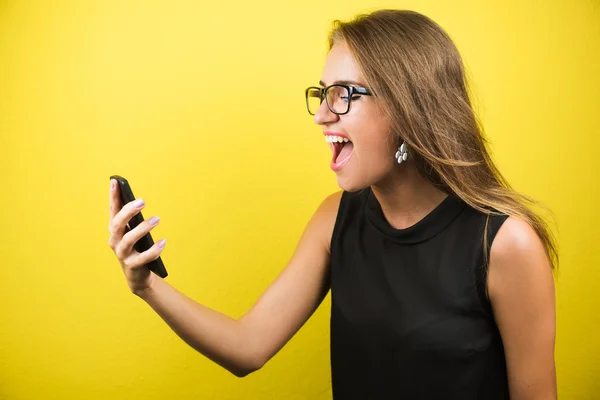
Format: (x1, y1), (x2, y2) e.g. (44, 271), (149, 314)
(148, 216), (160, 225)
(110, 180), (115, 191)
(134, 198), (145, 208)
(157, 238), (166, 248)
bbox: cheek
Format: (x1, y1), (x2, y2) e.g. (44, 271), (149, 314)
(358, 137), (391, 159)
(353, 121), (396, 161)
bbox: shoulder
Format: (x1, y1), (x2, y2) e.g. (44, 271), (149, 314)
(487, 215), (553, 300)
(304, 191), (343, 253)
(315, 189), (368, 218)
(490, 216), (548, 267)
(316, 190), (344, 218)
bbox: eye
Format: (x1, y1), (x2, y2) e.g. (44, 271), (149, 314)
(341, 95), (361, 103)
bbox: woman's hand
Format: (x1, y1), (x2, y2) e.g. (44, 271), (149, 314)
(107, 179), (166, 295)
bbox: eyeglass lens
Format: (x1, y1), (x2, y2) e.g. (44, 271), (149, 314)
(306, 85), (350, 115)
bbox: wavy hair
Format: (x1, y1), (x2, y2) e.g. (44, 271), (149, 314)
(329, 9), (558, 270)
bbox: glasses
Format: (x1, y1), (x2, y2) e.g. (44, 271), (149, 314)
(305, 84), (373, 116)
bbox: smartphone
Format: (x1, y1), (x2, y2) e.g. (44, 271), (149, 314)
(110, 175), (168, 278)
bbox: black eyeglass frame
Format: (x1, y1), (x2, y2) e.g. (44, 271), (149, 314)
(305, 84), (373, 116)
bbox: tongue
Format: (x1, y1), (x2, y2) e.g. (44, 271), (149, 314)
(336, 142), (354, 163)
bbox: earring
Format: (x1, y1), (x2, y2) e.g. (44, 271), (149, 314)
(395, 142), (408, 164)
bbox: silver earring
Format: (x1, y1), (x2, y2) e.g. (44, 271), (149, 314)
(395, 142), (408, 164)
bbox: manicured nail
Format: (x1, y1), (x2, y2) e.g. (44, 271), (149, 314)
(157, 239), (166, 248)
(148, 216), (160, 226)
(134, 198), (145, 208)
(110, 180), (115, 191)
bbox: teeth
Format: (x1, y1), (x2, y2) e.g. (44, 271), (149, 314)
(325, 135), (349, 143)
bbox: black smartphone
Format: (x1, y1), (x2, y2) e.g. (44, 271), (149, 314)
(110, 175), (168, 278)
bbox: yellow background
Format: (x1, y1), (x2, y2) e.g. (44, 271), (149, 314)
(0, 0), (598, 398)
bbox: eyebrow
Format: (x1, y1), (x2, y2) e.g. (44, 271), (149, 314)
(319, 80), (366, 87)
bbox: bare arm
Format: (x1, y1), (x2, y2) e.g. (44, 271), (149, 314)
(487, 216), (557, 399)
(108, 180), (341, 377)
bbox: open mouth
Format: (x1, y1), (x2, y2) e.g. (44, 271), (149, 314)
(326, 135), (354, 171)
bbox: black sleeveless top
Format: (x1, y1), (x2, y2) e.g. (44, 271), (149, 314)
(329, 188), (510, 399)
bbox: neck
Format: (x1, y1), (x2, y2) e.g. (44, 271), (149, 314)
(371, 162), (449, 230)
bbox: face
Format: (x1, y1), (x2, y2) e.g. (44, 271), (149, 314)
(314, 41), (398, 192)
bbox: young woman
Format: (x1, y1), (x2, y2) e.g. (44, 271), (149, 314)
(108, 9), (557, 399)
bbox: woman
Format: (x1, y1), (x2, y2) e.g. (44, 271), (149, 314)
(108, 9), (557, 399)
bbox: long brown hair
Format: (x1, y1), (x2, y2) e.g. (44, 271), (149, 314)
(329, 9), (558, 270)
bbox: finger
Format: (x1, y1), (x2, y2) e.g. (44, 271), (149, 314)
(109, 179), (121, 220)
(127, 239), (166, 269)
(109, 197), (145, 245)
(115, 215), (159, 259)
(108, 223), (131, 250)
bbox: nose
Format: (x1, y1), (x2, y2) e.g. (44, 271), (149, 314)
(313, 100), (339, 126)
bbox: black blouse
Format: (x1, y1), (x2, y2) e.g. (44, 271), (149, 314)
(329, 188), (509, 399)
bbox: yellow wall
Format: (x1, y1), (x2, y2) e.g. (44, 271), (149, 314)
(0, 0), (597, 398)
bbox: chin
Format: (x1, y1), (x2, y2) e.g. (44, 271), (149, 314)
(334, 163), (397, 192)
(335, 174), (371, 193)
